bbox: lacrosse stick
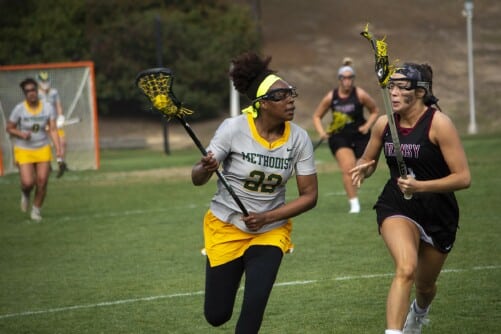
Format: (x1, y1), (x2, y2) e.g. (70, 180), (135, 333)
(361, 24), (412, 199)
(313, 138), (324, 151)
(135, 67), (249, 215)
(63, 117), (82, 126)
(313, 129), (333, 151)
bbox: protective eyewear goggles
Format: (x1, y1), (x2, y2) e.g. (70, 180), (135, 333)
(254, 87), (298, 103)
(387, 78), (429, 92)
(338, 75), (355, 80)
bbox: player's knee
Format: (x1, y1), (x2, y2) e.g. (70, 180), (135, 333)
(204, 308), (232, 327)
(21, 183), (34, 191)
(35, 180), (48, 191)
(395, 263), (417, 283)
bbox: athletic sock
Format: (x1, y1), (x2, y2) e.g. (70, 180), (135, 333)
(32, 206), (40, 214)
(413, 299), (429, 315)
(385, 330), (402, 334)
(349, 197), (360, 213)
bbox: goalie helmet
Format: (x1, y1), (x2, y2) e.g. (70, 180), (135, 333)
(37, 71), (51, 90)
(37, 71), (50, 82)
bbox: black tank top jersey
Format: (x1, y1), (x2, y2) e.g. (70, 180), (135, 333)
(384, 108), (450, 181)
(375, 108), (460, 253)
(331, 87), (365, 133)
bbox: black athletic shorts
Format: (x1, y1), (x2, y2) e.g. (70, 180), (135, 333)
(374, 180), (460, 253)
(328, 130), (370, 158)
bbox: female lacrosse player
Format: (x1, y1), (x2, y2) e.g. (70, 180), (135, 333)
(349, 63), (471, 334)
(192, 51), (318, 333)
(312, 57), (379, 213)
(7, 77), (63, 221)
(37, 71), (68, 177)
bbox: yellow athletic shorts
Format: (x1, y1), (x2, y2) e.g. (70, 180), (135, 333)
(14, 145), (53, 165)
(203, 210), (294, 267)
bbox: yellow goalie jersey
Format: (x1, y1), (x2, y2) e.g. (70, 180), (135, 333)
(207, 113), (316, 233)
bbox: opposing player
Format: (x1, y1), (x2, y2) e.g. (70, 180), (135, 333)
(6, 78), (63, 221)
(191, 51), (318, 333)
(37, 71), (68, 177)
(312, 57), (379, 213)
(350, 63), (471, 334)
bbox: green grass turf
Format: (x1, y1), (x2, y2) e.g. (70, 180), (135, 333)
(0, 134), (500, 333)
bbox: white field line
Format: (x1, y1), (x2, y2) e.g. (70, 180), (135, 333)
(51, 204), (202, 222)
(0, 265), (499, 320)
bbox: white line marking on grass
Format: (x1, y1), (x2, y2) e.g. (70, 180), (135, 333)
(325, 191), (347, 196)
(54, 204), (203, 222)
(335, 273), (394, 281)
(275, 280), (317, 286)
(1, 265), (499, 320)
(0, 291), (204, 319)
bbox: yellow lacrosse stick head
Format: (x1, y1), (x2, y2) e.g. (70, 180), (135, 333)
(360, 23), (397, 87)
(135, 68), (193, 118)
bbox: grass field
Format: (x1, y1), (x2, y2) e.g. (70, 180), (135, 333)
(1, 133), (500, 333)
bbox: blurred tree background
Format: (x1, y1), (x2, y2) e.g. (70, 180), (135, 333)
(0, 0), (260, 120)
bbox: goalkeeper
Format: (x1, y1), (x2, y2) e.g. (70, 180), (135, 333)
(37, 71), (68, 177)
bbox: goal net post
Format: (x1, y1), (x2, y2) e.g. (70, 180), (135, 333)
(0, 61), (100, 175)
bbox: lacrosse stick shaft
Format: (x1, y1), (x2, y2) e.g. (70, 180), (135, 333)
(382, 87), (412, 200)
(313, 138), (324, 151)
(63, 117), (81, 126)
(361, 24), (412, 199)
(175, 116), (249, 216)
(380, 90), (407, 180)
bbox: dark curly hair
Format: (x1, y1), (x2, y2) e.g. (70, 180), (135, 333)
(229, 51), (276, 100)
(20, 77), (38, 91)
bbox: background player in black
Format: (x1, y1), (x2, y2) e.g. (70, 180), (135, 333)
(313, 57), (379, 213)
(349, 63), (471, 334)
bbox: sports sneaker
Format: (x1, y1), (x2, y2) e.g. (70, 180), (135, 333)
(21, 194), (29, 212)
(403, 301), (430, 334)
(349, 206), (360, 213)
(30, 207), (42, 222)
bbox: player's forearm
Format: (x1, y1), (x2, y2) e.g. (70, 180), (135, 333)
(56, 102), (64, 116)
(264, 175), (318, 224)
(356, 158), (377, 178)
(191, 163), (214, 186)
(264, 193), (317, 224)
(50, 130), (62, 157)
(312, 115), (327, 137)
(415, 171), (471, 193)
(365, 110), (379, 129)
(6, 125), (28, 140)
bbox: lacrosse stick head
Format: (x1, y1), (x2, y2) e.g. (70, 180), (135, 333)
(135, 67), (192, 118)
(360, 23), (396, 88)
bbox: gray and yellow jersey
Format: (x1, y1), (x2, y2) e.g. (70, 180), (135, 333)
(208, 114), (316, 233)
(9, 100), (56, 149)
(38, 88), (60, 112)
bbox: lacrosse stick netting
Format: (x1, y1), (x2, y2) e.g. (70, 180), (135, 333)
(135, 68), (193, 118)
(135, 68), (249, 215)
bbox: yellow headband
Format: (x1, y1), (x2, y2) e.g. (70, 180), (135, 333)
(242, 74), (282, 118)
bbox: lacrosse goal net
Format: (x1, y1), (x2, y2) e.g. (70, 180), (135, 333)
(0, 61), (99, 175)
